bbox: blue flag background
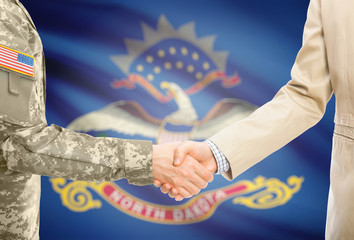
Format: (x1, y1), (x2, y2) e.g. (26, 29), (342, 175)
(21, 0), (334, 239)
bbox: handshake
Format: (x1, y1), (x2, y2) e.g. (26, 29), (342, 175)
(152, 141), (217, 201)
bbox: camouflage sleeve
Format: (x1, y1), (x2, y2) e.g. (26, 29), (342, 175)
(0, 0), (153, 186)
(1, 123), (153, 185)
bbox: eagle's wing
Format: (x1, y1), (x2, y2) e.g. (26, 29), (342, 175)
(190, 98), (257, 140)
(67, 100), (162, 138)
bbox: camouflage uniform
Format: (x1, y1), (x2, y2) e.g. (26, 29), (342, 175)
(0, 0), (153, 239)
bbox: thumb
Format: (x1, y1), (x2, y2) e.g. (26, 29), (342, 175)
(173, 141), (195, 166)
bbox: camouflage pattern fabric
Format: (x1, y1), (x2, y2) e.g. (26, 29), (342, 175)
(0, 0), (153, 239)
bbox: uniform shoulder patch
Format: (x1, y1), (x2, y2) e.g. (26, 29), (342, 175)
(0, 44), (35, 77)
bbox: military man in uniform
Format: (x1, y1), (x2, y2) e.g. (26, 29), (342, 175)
(0, 1), (213, 239)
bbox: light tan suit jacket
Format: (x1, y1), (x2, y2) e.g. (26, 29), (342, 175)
(210, 0), (354, 238)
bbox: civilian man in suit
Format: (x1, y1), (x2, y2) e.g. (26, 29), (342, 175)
(157, 0), (354, 238)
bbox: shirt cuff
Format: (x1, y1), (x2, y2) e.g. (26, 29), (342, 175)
(204, 139), (230, 174)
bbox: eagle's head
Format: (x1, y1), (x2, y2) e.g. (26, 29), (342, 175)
(160, 81), (198, 123)
(160, 81), (183, 101)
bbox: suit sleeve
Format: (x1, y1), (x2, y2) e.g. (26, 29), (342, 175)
(210, 0), (333, 180)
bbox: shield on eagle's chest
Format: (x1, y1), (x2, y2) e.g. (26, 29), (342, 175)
(157, 119), (198, 144)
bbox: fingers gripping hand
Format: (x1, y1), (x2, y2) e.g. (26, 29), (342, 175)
(159, 140), (217, 201)
(153, 143), (212, 199)
(156, 155), (214, 201)
(154, 180), (184, 201)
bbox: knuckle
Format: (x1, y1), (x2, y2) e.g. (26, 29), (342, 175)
(201, 171), (209, 180)
(161, 186), (168, 194)
(192, 188), (200, 195)
(172, 188), (179, 195)
(175, 196), (183, 201)
(197, 179), (207, 188)
(186, 159), (194, 166)
(173, 177), (181, 187)
(179, 190), (190, 198)
(181, 169), (190, 178)
(185, 193), (193, 198)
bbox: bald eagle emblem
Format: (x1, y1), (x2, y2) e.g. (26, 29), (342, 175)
(67, 15), (257, 143)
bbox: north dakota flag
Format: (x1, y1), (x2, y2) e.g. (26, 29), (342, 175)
(21, 1), (333, 239)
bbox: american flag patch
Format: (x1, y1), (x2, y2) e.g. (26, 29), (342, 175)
(0, 44), (35, 77)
